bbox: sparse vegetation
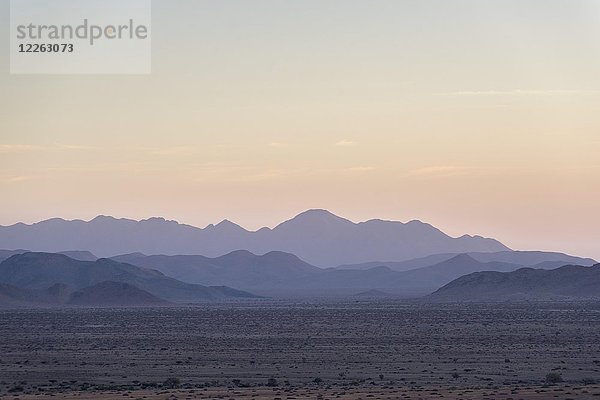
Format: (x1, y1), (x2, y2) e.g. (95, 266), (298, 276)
(1, 304), (599, 399)
(162, 377), (180, 388)
(8, 385), (24, 393)
(545, 372), (563, 384)
(266, 377), (278, 387)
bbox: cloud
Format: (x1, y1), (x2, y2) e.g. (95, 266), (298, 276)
(335, 140), (355, 147)
(0, 144), (93, 154)
(436, 89), (600, 97)
(0, 144), (44, 153)
(0, 175), (36, 183)
(58, 144), (94, 150)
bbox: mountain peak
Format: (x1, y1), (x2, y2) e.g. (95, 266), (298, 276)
(429, 263), (600, 301)
(277, 209), (354, 228)
(213, 219), (246, 232)
(141, 217), (167, 223)
(38, 217), (68, 224)
(297, 209), (344, 218)
(90, 215), (119, 223)
(0, 211), (512, 265)
(446, 253), (479, 264)
(220, 249), (255, 258)
(272, 209), (355, 235)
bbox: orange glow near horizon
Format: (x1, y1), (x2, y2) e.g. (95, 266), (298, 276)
(0, 0), (599, 259)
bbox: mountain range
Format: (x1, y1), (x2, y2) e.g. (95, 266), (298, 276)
(429, 263), (600, 301)
(110, 250), (595, 296)
(0, 210), (509, 266)
(0, 249), (597, 304)
(0, 252), (257, 306)
(335, 250), (596, 272)
(0, 281), (170, 307)
(1, 210), (597, 303)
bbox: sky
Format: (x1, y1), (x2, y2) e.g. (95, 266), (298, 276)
(1, 0), (599, 259)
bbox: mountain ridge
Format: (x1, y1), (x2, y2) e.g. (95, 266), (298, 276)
(428, 263), (600, 301)
(113, 250), (534, 295)
(1, 249), (597, 301)
(0, 252), (257, 302)
(335, 251), (596, 272)
(68, 281), (171, 307)
(0, 210), (510, 266)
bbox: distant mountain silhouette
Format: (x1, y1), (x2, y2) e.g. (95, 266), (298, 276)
(0, 210), (509, 266)
(266, 255), (519, 294)
(2, 249), (596, 300)
(428, 264), (600, 301)
(0, 283), (39, 307)
(115, 251), (528, 295)
(0, 281), (77, 307)
(0, 249), (28, 263)
(353, 289), (391, 297)
(45, 282), (74, 303)
(336, 251), (596, 271)
(335, 253), (456, 272)
(112, 250), (321, 288)
(397, 254), (521, 289)
(0, 249), (97, 263)
(466, 251), (596, 266)
(0, 280), (168, 308)
(0, 253), (257, 302)
(68, 281), (170, 307)
(57, 250), (98, 261)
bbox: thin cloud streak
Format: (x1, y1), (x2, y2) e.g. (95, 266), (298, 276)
(0, 175), (37, 183)
(0, 144), (93, 154)
(436, 89), (600, 97)
(0, 144), (44, 153)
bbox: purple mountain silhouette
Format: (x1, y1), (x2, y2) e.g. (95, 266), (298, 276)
(0, 209), (509, 266)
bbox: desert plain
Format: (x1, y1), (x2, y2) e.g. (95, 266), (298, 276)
(1, 300), (600, 399)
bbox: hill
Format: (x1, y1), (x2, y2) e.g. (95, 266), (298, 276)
(112, 250), (321, 288)
(0, 283), (40, 307)
(335, 251), (596, 271)
(0, 210), (509, 266)
(68, 281), (170, 307)
(0, 249), (97, 263)
(0, 252), (257, 302)
(0, 249), (29, 263)
(2, 249), (594, 300)
(114, 252), (567, 296)
(397, 254), (533, 289)
(353, 289), (392, 297)
(428, 264), (600, 301)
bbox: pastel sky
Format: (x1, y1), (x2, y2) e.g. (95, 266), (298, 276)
(1, 0), (599, 259)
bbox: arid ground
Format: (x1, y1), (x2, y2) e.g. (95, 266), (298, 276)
(1, 301), (600, 399)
